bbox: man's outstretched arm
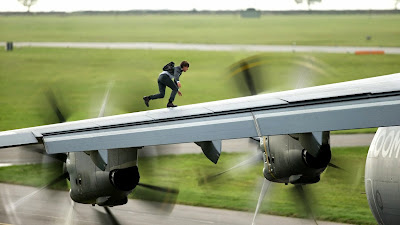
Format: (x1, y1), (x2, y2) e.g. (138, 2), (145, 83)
(174, 67), (182, 88)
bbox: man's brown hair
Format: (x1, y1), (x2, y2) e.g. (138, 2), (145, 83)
(180, 61), (189, 68)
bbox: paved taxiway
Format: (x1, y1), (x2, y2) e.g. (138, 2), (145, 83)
(3, 42), (400, 54)
(0, 183), (350, 225)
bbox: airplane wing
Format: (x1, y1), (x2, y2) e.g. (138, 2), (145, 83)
(0, 73), (400, 156)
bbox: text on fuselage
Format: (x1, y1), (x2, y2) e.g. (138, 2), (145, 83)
(369, 127), (400, 159)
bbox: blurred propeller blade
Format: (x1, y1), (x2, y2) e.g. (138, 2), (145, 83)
(0, 186), (22, 225)
(111, 82), (149, 114)
(328, 162), (344, 170)
(229, 54), (334, 99)
(241, 61), (258, 95)
(138, 183), (179, 194)
(229, 56), (265, 96)
(42, 171), (69, 188)
(98, 81), (114, 118)
(198, 152), (263, 185)
(64, 199), (75, 225)
(351, 164), (364, 193)
(134, 182), (179, 214)
(11, 172), (69, 209)
(294, 185), (318, 224)
(104, 206), (122, 225)
(46, 89), (67, 123)
(22, 144), (67, 162)
(252, 178), (271, 225)
(92, 206), (121, 225)
(136, 146), (181, 214)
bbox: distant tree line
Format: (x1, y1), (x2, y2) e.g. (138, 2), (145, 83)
(294, 0), (400, 11)
(13, 0), (400, 13)
(294, 0), (322, 10)
(2, 10), (400, 16)
(18, 0), (38, 12)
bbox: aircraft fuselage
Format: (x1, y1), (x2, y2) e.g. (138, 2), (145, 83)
(366, 126), (400, 224)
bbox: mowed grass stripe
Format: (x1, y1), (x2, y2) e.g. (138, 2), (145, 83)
(1, 48), (400, 132)
(0, 14), (400, 46)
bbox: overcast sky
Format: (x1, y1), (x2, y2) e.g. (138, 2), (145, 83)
(1, 0), (398, 12)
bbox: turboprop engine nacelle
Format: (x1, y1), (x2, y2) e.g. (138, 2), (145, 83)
(67, 148), (139, 206)
(262, 132), (331, 185)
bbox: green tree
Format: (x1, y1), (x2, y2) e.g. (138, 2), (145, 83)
(295, 0), (322, 11)
(18, 0), (38, 12)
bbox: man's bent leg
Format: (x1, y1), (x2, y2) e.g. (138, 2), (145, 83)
(162, 77), (179, 103)
(149, 79), (167, 100)
(169, 89), (178, 103)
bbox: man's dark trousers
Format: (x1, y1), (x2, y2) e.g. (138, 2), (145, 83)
(149, 73), (178, 103)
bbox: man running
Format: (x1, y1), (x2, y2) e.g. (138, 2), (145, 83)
(143, 61), (190, 108)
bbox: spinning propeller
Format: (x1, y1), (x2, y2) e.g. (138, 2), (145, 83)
(2, 82), (180, 224)
(199, 55), (346, 224)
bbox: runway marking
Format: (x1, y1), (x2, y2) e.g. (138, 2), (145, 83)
(0, 164), (13, 167)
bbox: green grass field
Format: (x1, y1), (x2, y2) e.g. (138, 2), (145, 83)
(1, 47), (400, 132)
(1, 14), (399, 133)
(0, 147), (375, 224)
(1, 14), (400, 46)
(0, 14), (397, 224)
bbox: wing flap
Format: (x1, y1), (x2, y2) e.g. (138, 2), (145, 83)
(0, 131), (38, 147)
(43, 113), (258, 154)
(195, 140), (222, 164)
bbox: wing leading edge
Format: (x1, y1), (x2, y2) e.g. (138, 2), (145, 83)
(0, 73), (399, 154)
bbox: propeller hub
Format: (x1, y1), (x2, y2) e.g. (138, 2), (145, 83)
(109, 166), (140, 191)
(302, 144), (331, 169)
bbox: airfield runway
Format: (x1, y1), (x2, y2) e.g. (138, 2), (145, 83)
(0, 183), (349, 225)
(3, 42), (400, 54)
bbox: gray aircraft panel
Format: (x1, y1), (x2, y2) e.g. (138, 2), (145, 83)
(279, 87), (368, 103)
(255, 97), (400, 136)
(144, 106), (214, 120)
(0, 131), (38, 147)
(0, 111), (155, 138)
(43, 113), (259, 153)
(201, 97), (288, 112)
(40, 95), (400, 154)
(1, 73), (400, 153)
(278, 84), (371, 103)
(369, 82), (400, 94)
(9, 120), (99, 136)
(91, 112), (154, 127)
(272, 73), (400, 102)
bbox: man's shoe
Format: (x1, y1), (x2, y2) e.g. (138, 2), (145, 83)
(167, 102), (177, 108)
(143, 96), (150, 107)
